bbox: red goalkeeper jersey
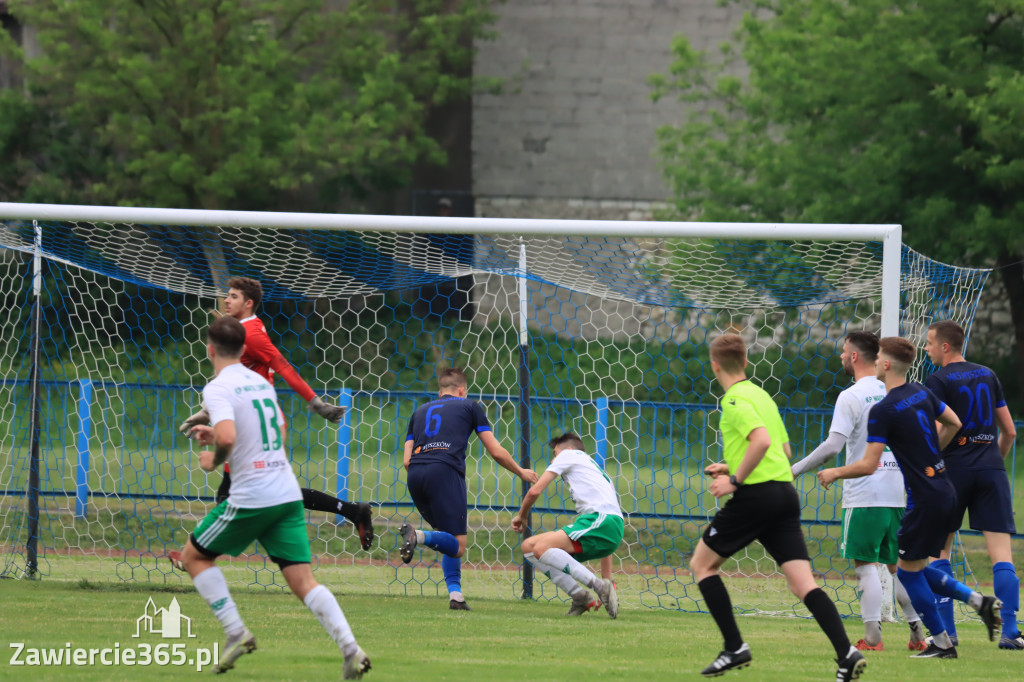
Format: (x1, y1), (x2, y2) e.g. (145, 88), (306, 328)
(239, 316), (316, 403)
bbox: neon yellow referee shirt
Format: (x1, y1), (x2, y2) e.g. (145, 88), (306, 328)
(719, 379), (793, 485)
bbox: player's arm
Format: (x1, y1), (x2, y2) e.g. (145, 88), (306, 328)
(511, 470), (557, 532)
(403, 439), (414, 471)
(200, 420), (236, 471)
(934, 404), (962, 451)
(791, 432), (847, 476)
(818, 441), (883, 489)
(995, 405), (1017, 457)
(478, 430), (539, 483)
(250, 328), (344, 423)
(708, 426), (770, 498)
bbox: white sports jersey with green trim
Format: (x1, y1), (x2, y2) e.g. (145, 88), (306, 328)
(544, 449), (622, 517)
(831, 376), (904, 508)
(203, 363), (302, 509)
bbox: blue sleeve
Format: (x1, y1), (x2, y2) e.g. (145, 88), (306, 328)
(923, 373), (946, 402)
(993, 372), (1007, 409)
(866, 404), (888, 444)
(405, 412), (416, 441)
(472, 401), (492, 433)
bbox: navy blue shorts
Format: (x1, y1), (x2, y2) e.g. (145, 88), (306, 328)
(946, 466), (1016, 534)
(407, 462), (468, 535)
(899, 493), (956, 561)
(701, 480), (810, 565)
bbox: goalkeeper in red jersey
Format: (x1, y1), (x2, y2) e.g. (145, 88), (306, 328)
(172, 277), (374, 568)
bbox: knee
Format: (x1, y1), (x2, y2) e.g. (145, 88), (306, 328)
(521, 537), (536, 555)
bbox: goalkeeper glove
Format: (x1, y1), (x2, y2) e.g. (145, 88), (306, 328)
(309, 396), (346, 423)
(178, 409), (210, 437)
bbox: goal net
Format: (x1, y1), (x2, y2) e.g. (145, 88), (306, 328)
(0, 205), (991, 618)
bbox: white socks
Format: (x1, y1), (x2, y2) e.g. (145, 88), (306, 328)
(304, 584), (359, 658)
(893, 572), (921, 622)
(855, 564), (883, 625)
(539, 548), (597, 588)
(193, 567), (244, 638)
(525, 552), (584, 596)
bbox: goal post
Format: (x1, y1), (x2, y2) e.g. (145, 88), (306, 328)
(0, 202), (990, 618)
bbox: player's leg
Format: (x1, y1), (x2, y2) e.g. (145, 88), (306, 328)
(169, 467), (231, 571)
(265, 501), (371, 679)
(760, 482), (862, 679)
(984, 530), (1022, 648)
(930, 469), (974, 641)
(691, 539), (752, 676)
(889, 564), (926, 649)
(530, 513), (623, 618)
(300, 488), (375, 551)
(842, 507), (886, 649)
(401, 463), (463, 563)
(183, 501), (260, 673)
(974, 468), (1021, 647)
(521, 530), (597, 614)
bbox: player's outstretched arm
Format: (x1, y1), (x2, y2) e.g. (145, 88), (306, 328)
(512, 471), (557, 532)
(478, 431), (538, 483)
(308, 396), (346, 422)
(995, 405), (1017, 457)
(791, 432), (847, 476)
(179, 408), (210, 436)
(818, 442), (882, 489)
(934, 404), (962, 451)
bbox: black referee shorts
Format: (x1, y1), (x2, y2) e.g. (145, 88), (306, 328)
(701, 480), (810, 565)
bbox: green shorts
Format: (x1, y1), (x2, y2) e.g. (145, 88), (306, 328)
(192, 500), (311, 564)
(561, 512), (624, 562)
(841, 506), (903, 564)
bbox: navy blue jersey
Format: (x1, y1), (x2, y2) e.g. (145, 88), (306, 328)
(405, 395), (491, 475)
(924, 361), (1007, 471)
(866, 382), (953, 500)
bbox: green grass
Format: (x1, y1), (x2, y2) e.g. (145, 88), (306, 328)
(2, 579), (1022, 681)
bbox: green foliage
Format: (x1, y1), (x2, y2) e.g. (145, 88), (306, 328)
(652, 1), (1024, 400)
(0, 0), (498, 211)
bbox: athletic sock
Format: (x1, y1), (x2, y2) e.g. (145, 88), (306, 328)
(539, 548), (597, 587)
(193, 566), (244, 637)
(855, 564), (883, 627)
(698, 575), (744, 652)
(300, 488), (361, 523)
(897, 567), (947, 638)
(423, 531), (461, 557)
(928, 559), (958, 638)
(441, 554), (463, 597)
(525, 552), (584, 596)
(893, 571), (921, 622)
(803, 588), (852, 658)
(993, 561), (1020, 638)
(303, 584), (359, 658)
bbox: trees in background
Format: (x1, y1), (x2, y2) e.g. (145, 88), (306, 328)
(653, 0), (1024, 404)
(0, 0), (497, 212)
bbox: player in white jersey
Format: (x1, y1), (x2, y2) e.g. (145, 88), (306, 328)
(175, 316), (371, 679)
(511, 432), (623, 618)
(791, 331), (924, 652)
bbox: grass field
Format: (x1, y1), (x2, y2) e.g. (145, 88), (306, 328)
(2, 579), (1022, 681)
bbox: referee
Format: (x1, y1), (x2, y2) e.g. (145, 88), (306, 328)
(690, 334), (864, 681)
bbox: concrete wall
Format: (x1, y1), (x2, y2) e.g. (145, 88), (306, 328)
(472, 0), (741, 207)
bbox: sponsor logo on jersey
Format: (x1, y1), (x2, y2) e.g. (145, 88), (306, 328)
(254, 461), (265, 469)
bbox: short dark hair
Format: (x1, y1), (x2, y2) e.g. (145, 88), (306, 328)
(709, 333), (746, 373)
(549, 432), (585, 451)
(878, 336), (916, 369)
(928, 320), (965, 352)
(208, 316), (246, 357)
(227, 276), (263, 312)
(846, 331), (879, 362)
(438, 367), (468, 392)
